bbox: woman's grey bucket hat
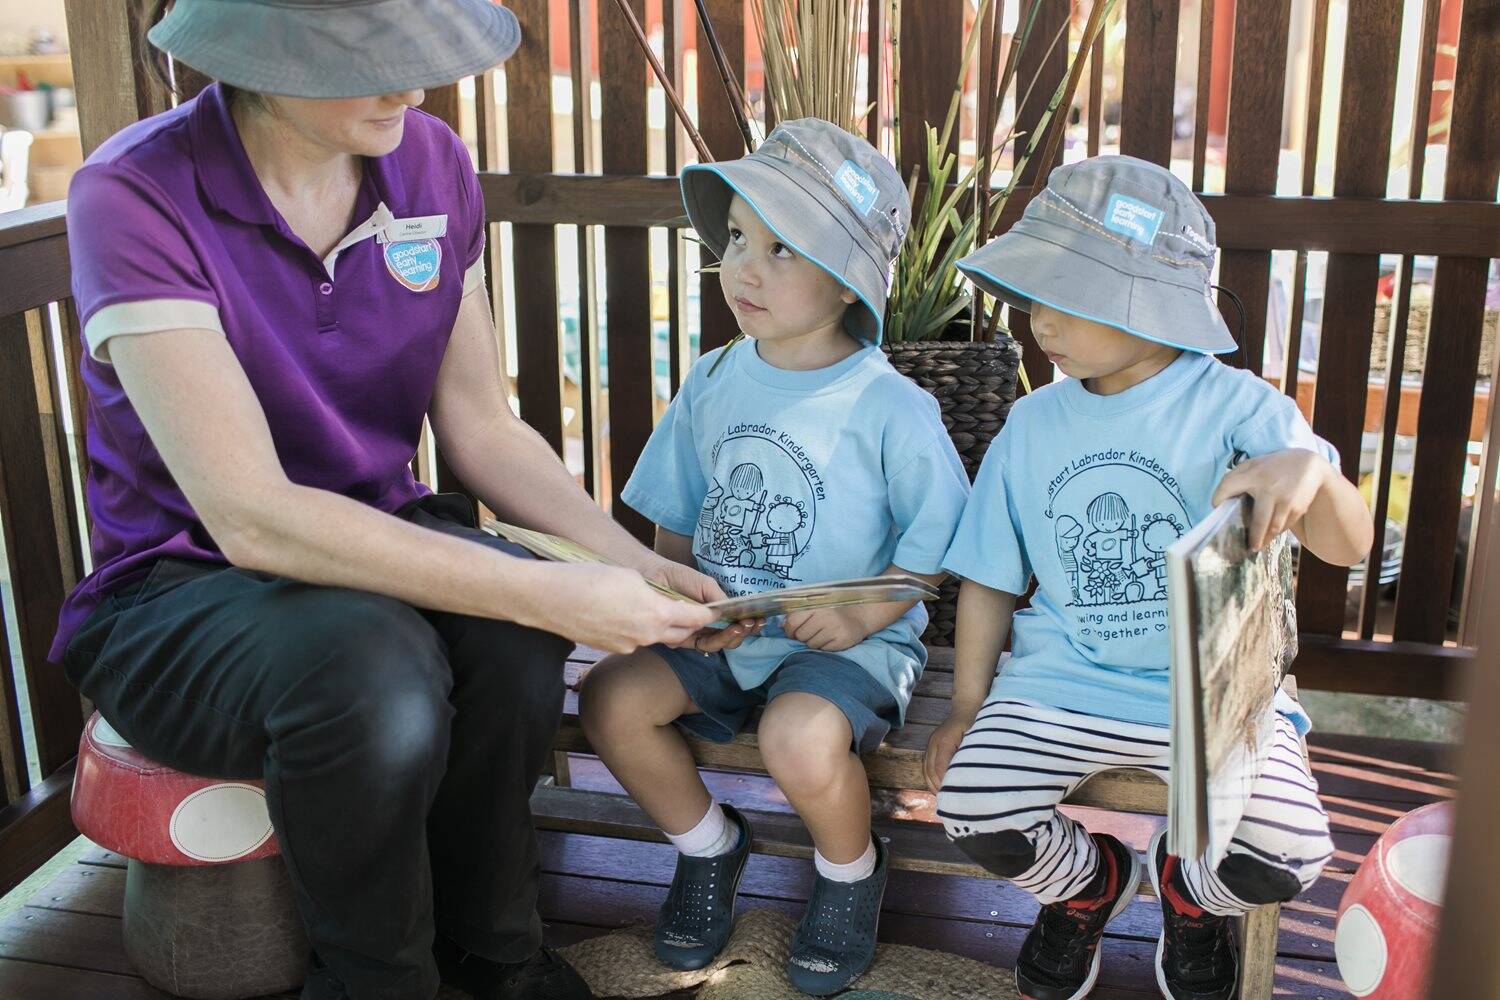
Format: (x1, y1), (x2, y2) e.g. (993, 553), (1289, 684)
(148, 0), (522, 99)
(681, 117), (910, 344)
(958, 154), (1237, 354)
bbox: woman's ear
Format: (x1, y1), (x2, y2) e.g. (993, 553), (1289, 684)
(840, 287), (858, 305)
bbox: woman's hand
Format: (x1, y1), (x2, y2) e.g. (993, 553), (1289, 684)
(923, 708), (979, 793)
(641, 555), (726, 604)
(528, 563), (718, 654)
(1212, 449), (1332, 551)
(783, 605), (878, 652)
(639, 556), (762, 652)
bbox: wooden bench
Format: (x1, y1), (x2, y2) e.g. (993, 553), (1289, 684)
(531, 644), (1285, 999)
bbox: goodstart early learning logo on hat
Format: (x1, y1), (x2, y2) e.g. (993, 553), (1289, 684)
(680, 118), (910, 343)
(957, 155), (1236, 354)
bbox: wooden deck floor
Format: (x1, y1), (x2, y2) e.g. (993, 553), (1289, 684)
(0, 730), (1455, 999)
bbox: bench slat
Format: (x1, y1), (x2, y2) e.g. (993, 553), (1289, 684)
(530, 783), (1159, 895)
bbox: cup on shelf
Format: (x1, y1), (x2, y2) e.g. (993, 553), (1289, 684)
(0, 90), (50, 132)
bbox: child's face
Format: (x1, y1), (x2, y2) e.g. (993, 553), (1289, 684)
(721, 195), (858, 343)
(1028, 303), (1179, 383)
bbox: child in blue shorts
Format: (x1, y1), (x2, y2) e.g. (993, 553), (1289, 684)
(926, 156), (1374, 1000)
(580, 118), (970, 995)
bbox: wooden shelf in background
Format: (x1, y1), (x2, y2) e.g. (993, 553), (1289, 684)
(0, 53), (73, 88)
(0, 54), (71, 69)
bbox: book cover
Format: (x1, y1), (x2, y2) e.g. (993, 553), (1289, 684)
(1167, 497), (1297, 863)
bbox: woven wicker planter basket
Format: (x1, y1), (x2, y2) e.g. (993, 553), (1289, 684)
(882, 337), (1022, 646)
(1370, 303), (1498, 378)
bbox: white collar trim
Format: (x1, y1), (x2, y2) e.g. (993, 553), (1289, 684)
(324, 201), (396, 281)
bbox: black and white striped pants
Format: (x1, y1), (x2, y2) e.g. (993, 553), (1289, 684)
(936, 699), (1333, 914)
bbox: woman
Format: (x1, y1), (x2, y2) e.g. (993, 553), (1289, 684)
(54, 2), (755, 998)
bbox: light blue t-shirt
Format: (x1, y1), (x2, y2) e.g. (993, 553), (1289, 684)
(622, 340), (971, 721)
(942, 351), (1338, 727)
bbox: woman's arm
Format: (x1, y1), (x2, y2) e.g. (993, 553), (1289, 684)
(106, 326), (716, 652)
(430, 291), (726, 605)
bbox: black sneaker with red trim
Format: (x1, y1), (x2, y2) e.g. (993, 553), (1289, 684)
(1148, 829), (1238, 1000)
(1014, 832), (1141, 1000)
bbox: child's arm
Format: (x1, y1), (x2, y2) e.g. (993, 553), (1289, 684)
(782, 563), (944, 652)
(654, 527), (697, 566)
(923, 579), (1016, 792)
(1212, 449), (1374, 566)
(655, 527), (760, 652)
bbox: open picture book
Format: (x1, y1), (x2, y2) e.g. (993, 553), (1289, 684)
(480, 519), (940, 624)
(1166, 496), (1299, 865)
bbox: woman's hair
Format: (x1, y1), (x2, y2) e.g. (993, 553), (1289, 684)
(137, 0), (271, 113)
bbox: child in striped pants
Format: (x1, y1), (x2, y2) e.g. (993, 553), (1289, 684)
(925, 156), (1374, 1000)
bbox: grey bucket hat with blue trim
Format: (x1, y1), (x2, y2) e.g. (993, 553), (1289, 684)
(681, 118), (910, 344)
(148, 0), (522, 100)
(957, 155), (1236, 354)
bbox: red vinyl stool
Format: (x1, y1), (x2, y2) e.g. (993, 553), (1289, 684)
(71, 712), (307, 998)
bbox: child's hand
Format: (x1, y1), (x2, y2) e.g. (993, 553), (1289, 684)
(923, 710), (978, 793)
(675, 619), (764, 653)
(1212, 449), (1334, 551)
(783, 606), (877, 652)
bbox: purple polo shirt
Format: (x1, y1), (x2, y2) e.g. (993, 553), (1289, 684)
(50, 83), (487, 662)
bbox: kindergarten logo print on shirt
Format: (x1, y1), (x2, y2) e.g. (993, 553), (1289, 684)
(384, 239), (442, 292)
(693, 422), (827, 592)
(1044, 448), (1192, 642)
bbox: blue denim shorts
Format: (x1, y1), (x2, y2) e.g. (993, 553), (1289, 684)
(652, 644), (901, 755)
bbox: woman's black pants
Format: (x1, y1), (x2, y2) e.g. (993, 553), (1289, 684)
(63, 494), (575, 1000)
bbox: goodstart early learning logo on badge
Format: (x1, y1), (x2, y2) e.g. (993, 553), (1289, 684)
(384, 239), (442, 292)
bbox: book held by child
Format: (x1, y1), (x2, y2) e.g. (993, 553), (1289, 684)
(1167, 495), (1300, 865)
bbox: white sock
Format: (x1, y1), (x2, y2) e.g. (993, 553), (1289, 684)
(666, 802), (738, 858)
(814, 839), (877, 883)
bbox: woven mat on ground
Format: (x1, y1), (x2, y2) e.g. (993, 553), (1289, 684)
(559, 908), (1017, 1000)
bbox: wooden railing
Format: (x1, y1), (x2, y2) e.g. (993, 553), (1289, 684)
(0, 0), (1492, 901)
(450, 0), (1500, 703)
(0, 200), (87, 895)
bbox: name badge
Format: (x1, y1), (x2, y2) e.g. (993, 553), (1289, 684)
(378, 214), (448, 244)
